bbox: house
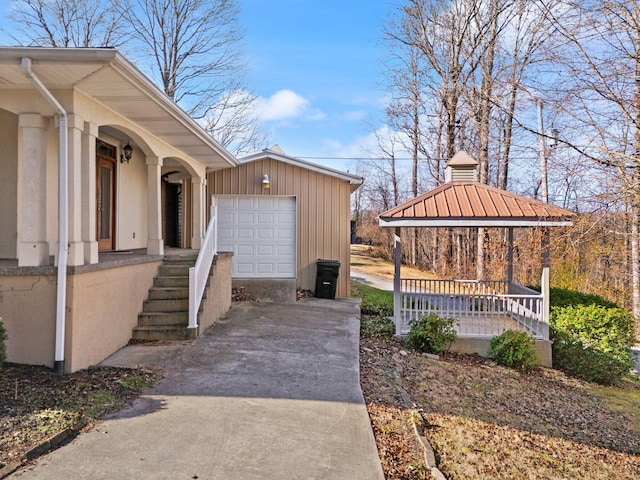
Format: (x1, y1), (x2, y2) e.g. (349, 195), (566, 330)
(0, 47), (360, 373)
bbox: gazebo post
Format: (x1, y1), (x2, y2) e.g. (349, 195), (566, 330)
(507, 227), (514, 291)
(394, 227), (402, 335)
(541, 227), (551, 339)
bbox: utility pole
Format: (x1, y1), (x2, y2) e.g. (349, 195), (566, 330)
(537, 98), (549, 203)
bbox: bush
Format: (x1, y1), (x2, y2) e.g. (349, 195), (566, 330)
(0, 317), (6, 368)
(361, 315), (395, 336)
(550, 304), (635, 384)
(552, 330), (631, 385)
(548, 287), (619, 309)
(489, 330), (537, 372)
(351, 282), (394, 317)
(406, 314), (457, 354)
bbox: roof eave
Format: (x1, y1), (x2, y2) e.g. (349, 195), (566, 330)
(108, 53), (238, 169)
(0, 47), (238, 169)
(378, 218), (575, 228)
(241, 150), (363, 186)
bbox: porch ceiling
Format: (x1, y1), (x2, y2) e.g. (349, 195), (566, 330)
(0, 47), (237, 171)
(379, 181), (575, 228)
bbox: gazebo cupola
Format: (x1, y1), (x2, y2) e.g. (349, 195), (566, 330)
(445, 150), (479, 183)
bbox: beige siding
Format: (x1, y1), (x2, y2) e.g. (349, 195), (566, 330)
(207, 158), (353, 297)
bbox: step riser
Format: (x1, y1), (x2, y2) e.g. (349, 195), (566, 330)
(138, 313), (188, 326)
(164, 255), (198, 264)
(143, 299), (189, 312)
(154, 276), (189, 288)
(132, 327), (197, 341)
(158, 265), (192, 277)
(148, 288), (189, 300)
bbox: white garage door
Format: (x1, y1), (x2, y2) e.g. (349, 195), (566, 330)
(217, 196), (296, 278)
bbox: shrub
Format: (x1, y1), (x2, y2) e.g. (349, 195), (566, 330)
(550, 304), (635, 385)
(489, 330), (537, 372)
(0, 317), (6, 368)
(548, 287), (619, 309)
(406, 314), (457, 354)
(361, 315), (395, 336)
(551, 330), (631, 385)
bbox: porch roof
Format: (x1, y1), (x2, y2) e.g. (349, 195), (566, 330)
(0, 47), (237, 170)
(379, 181), (575, 228)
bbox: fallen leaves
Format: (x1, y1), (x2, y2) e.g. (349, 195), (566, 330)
(359, 327), (640, 480)
(0, 364), (159, 468)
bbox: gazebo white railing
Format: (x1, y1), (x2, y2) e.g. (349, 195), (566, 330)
(398, 275), (549, 339)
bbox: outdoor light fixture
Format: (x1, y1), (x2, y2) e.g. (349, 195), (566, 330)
(262, 174), (270, 189)
(120, 142), (133, 163)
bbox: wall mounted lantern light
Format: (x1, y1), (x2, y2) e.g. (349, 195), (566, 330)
(262, 174), (270, 189)
(120, 142), (133, 163)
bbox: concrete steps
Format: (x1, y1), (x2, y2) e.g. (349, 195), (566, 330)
(132, 253), (200, 341)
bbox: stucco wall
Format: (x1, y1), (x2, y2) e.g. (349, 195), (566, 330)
(207, 158), (353, 297)
(65, 260), (160, 372)
(0, 270), (57, 367)
(0, 109), (18, 259)
(115, 145), (149, 250)
(199, 252), (233, 332)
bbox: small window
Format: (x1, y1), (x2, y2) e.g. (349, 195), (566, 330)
(97, 141), (116, 159)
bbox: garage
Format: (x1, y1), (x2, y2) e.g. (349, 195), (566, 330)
(216, 195), (296, 278)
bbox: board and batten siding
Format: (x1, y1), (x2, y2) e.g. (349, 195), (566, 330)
(207, 157), (352, 297)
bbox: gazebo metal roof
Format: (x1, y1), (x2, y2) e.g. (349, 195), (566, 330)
(378, 181), (575, 228)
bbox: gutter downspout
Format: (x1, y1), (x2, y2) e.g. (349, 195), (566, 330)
(21, 57), (69, 376)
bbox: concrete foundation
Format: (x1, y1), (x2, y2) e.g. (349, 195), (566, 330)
(233, 278), (296, 303)
(448, 337), (553, 368)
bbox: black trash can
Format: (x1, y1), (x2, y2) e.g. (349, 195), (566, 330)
(315, 259), (341, 299)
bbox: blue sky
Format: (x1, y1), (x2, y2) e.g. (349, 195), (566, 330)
(241, 0), (394, 169)
(0, 0), (396, 172)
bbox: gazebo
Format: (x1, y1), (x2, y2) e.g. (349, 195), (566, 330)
(378, 152), (575, 365)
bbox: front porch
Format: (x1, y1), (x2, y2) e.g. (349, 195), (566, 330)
(397, 278), (548, 340)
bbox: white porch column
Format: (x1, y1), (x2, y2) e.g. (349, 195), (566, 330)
(82, 121), (98, 264)
(146, 155), (164, 256)
(190, 176), (206, 249)
(66, 114), (84, 266)
(17, 114), (49, 266)
(394, 227), (402, 335)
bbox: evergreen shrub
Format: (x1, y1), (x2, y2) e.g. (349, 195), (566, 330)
(550, 304), (635, 384)
(489, 330), (537, 372)
(406, 314), (457, 354)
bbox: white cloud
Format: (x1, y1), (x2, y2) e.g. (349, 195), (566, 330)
(344, 110), (368, 121)
(257, 89), (309, 121)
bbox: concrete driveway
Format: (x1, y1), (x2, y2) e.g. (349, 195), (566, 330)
(12, 299), (384, 480)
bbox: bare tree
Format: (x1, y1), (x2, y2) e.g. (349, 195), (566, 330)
(8, 0), (128, 47)
(540, 0), (640, 326)
(122, 0), (267, 153)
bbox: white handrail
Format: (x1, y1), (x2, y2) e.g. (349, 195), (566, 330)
(188, 200), (218, 329)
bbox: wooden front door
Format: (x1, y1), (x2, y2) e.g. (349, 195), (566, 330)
(96, 141), (116, 251)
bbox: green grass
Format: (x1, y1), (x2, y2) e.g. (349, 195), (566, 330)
(589, 376), (640, 433)
(351, 281), (394, 317)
